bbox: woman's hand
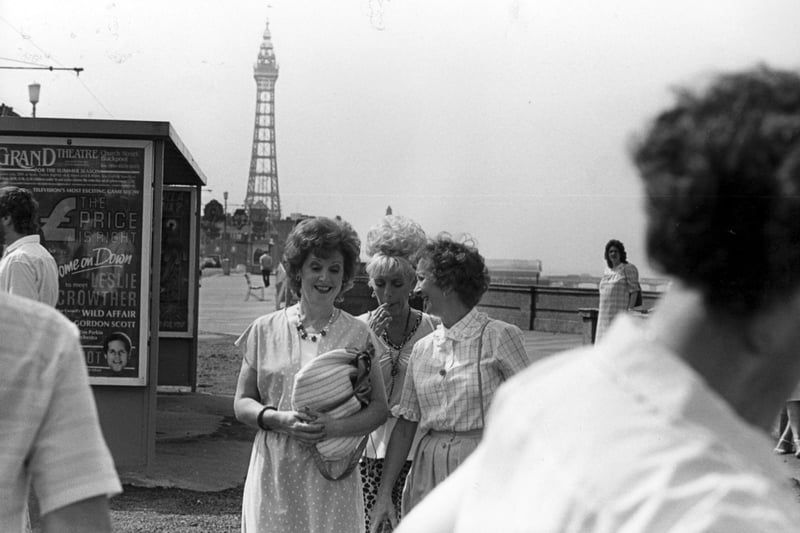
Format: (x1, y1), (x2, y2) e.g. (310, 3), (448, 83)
(369, 303), (392, 337)
(269, 408), (327, 444)
(369, 495), (398, 533)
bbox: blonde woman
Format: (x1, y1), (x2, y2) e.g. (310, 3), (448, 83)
(358, 215), (437, 532)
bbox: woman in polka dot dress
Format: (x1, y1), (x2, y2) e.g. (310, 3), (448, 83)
(234, 217), (389, 532)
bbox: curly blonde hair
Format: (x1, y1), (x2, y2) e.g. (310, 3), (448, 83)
(364, 215), (427, 282)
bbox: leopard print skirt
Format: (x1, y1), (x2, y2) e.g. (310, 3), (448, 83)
(360, 457), (412, 533)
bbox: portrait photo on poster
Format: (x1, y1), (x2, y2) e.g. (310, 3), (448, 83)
(102, 330), (134, 374)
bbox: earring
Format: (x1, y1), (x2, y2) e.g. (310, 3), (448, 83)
(371, 291), (378, 299)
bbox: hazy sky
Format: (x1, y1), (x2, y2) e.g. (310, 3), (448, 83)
(2, 0), (799, 277)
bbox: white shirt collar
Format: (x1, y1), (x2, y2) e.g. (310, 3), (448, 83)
(3, 234), (41, 257)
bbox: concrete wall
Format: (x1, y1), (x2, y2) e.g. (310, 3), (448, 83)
(339, 275), (376, 317)
(532, 286), (597, 334)
(342, 277), (661, 334)
(476, 284), (533, 330)
(338, 275), (424, 318)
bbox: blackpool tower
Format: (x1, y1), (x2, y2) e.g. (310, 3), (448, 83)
(244, 19), (281, 240)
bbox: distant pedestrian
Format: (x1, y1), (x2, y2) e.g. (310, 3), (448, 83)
(259, 251), (273, 287)
(595, 239), (640, 341)
(397, 65), (800, 532)
(0, 292), (121, 531)
(234, 216), (389, 532)
(370, 235), (529, 532)
(0, 186), (59, 306)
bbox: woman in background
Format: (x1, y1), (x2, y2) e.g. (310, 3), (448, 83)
(369, 235), (529, 532)
(234, 216), (388, 533)
(596, 239), (640, 341)
(358, 215), (438, 532)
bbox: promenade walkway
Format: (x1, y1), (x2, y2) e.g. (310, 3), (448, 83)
(119, 270), (800, 493)
(196, 269), (584, 357)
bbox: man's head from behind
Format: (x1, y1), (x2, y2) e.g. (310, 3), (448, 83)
(632, 65), (800, 317)
(0, 186), (39, 244)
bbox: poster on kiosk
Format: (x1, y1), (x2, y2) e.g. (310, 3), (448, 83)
(0, 137), (152, 386)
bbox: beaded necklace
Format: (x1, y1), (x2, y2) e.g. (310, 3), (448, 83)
(296, 308), (338, 342)
(381, 309), (422, 352)
(380, 309), (423, 397)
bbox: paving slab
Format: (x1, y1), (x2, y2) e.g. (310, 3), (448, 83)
(119, 392), (256, 492)
(119, 438), (253, 492)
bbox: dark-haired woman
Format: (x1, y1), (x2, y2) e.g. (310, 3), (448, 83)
(369, 236), (529, 532)
(234, 216), (388, 533)
(596, 239), (640, 342)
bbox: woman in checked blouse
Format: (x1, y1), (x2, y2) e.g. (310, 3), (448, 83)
(369, 235), (529, 532)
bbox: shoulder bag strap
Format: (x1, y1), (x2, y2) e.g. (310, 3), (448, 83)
(310, 435), (370, 482)
(476, 319), (491, 429)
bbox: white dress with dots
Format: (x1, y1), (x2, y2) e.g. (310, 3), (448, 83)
(236, 304), (373, 533)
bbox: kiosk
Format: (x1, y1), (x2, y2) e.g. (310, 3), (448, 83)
(0, 117), (206, 469)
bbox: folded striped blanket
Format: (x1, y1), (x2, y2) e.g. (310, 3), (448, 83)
(292, 348), (365, 462)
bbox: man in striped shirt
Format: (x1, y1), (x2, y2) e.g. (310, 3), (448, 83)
(0, 291), (121, 532)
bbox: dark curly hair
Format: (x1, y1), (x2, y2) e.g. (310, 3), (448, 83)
(604, 239), (628, 269)
(282, 217), (361, 298)
(417, 234), (490, 309)
(632, 65), (800, 316)
(0, 186), (39, 235)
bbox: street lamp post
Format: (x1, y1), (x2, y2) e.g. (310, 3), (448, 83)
(28, 82), (40, 118)
(223, 191), (228, 259)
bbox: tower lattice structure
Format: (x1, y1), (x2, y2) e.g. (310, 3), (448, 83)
(244, 20), (281, 227)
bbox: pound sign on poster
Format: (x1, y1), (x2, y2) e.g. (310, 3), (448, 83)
(40, 197), (77, 242)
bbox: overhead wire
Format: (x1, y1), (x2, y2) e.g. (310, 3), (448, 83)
(0, 15), (115, 117)
(0, 65), (85, 75)
(0, 55), (50, 67)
